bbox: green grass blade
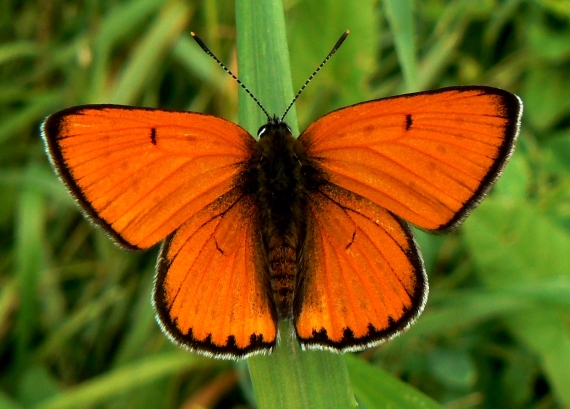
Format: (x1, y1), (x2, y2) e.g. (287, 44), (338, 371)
(109, 1), (191, 105)
(235, 0), (297, 134)
(14, 165), (48, 368)
(346, 354), (443, 409)
(383, 0), (419, 91)
(89, 0), (167, 102)
(235, 0), (356, 407)
(0, 41), (39, 65)
(32, 353), (202, 409)
(248, 322), (357, 409)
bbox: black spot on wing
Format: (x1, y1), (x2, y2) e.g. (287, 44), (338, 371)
(215, 238), (224, 255)
(405, 114), (412, 131)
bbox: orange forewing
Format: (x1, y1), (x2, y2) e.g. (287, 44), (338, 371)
(295, 184), (426, 350)
(42, 105), (276, 358)
(300, 87), (521, 231)
(154, 191), (277, 358)
(42, 105), (254, 249)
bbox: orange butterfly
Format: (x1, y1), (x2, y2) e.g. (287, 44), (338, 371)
(42, 33), (522, 359)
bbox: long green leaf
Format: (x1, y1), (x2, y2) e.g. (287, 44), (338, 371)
(235, 0), (356, 407)
(109, 1), (191, 104)
(33, 353), (202, 409)
(383, 0), (419, 91)
(346, 355), (443, 409)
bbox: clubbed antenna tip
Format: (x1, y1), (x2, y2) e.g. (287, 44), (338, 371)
(280, 30), (350, 121)
(191, 32), (271, 120)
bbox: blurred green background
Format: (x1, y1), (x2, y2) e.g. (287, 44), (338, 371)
(2, 0), (570, 408)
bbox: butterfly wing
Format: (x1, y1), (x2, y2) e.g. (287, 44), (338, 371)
(294, 184), (426, 351)
(42, 105), (255, 249)
(295, 86), (521, 349)
(154, 190), (278, 358)
(300, 86), (522, 231)
(43, 105), (277, 357)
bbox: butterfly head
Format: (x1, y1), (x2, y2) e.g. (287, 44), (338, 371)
(257, 115), (293, 140)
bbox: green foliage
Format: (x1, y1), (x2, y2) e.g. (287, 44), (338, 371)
(1, 0), (569, 408)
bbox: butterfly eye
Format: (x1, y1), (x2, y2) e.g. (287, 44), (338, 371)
(257, 125), (268, 139)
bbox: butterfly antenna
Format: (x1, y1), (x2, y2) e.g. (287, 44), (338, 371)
(280, 30), (350, 122)
(191, 32), (271, 120)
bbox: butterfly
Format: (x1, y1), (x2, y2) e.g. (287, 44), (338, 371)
(42, 33), (522, 359)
